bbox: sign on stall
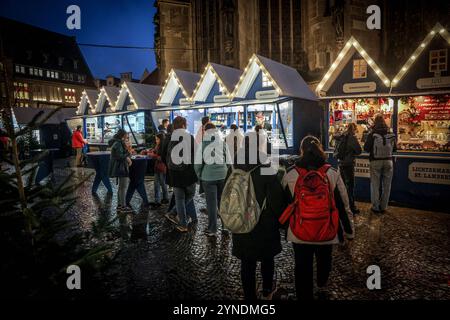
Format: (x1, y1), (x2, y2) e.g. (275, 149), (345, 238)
(355, 158), (370, 178)
(416, 76), (450, 90)
(214, 95), (231, 103)
(408, 162), (450, 185)
(343, 82), (376, 93)
(256, 90), (279, 100)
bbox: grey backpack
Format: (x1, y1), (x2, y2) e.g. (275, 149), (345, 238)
(219, 166), (266, 234)
(373, 133), (395, 159)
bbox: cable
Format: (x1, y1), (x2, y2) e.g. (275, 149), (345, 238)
(77, 43), (218, 51)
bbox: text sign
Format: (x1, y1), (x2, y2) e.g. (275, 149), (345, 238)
(416, 76), (450, 89)
(408, 162), (450, 185)
(355, 158), (370, 178)
(343, 82), (376, 93)
(256, 90), (279, 100)
(213, 95), (231, 103)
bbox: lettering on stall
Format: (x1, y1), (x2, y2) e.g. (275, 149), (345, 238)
(355, 158), (370, 178)
(408, 162), (450, 185)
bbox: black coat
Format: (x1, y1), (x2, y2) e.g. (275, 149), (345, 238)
(231, 163), (288, 260)
(335, 133), (362, 166)
(167, 134), (198, 188)
(108, 138), (130, 178)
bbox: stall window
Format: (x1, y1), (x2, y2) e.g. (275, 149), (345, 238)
(329, 98), (393, 148)
(397, 95), (450, 152)
(353, 59), (367, 79)
(277, 101), (293, 148)
(85, 117), (102, 143)
(103, 115), (122, 142)
(429, 49), (447, 75)
(152, 111), (171, 130)
(174, 109), (204, 134)
(32, 130), (41, 144)
(207, 106), (244, 135)
(262, 73), (272, 87)
(125, 112), (146, 145)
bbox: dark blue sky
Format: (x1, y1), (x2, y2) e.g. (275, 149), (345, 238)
(0, 0), (157, 79)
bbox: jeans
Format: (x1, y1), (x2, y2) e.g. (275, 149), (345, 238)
(339, 164), (356, 210)
(202, 180), (225, 233)
(154, 172), (168, 203)
(75, 148), (82, 166)
(369, 160), (394, 211)
(293, 244), (332, 300)
(117, 177), (129, 207)
(174, 183), (197, 227)
(240, 258), (274, 300)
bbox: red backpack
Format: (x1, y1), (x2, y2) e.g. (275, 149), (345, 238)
(279, 164), (339, 242)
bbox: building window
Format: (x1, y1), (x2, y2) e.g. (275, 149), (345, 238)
(15, 65), (20, 73)
(429, 49), (447, 75)
(58, 57), (64, 66)
(262, 73), (272, 87)
(64, 88), (77, 103)
(32, 85), (47, 101)
(39, 69), (43, 77)
(73, 60), (78, 69)
(49, 87), (62, 102)
(13, 82), (30, 100)
(353, 59), (367, 79)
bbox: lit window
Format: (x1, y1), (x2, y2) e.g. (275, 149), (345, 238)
(46, 70), (50, 77)
(38, 69), (43, 77)
(73, 60), (78, 69)
(64, 88), (77, 103)
(353, 59), (367, 79)
(32, 85), (47, 101)
(429, 49), (447, 74)
(20, 66), (25, 73)
(15, 65), (20, 73)
(29, 67), (33, 75)
(262, 73), (272, 87)
(49, 87), (62, 102)
(55, 72), (59, 79)
(13, 82), (29, 100)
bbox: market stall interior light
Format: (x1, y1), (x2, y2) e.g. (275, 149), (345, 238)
(316, 36), (390, 95)
(391, 23), (450, 87)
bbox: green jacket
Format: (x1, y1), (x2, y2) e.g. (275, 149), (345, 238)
(108, 138), (130, 177)
(194, 131), (229, 182)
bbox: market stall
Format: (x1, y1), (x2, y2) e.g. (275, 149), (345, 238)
(154, 69), (201, 134)
(230, 54), (319, 152)
(114, 81), (161, 145)
(190, 63), (243, 134)
(388, 23), (450, 211)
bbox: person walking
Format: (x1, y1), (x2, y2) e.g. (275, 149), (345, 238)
(108, 129), (132, 212)
(72, 125), (87, 167)
(363, 114), (396, 213)
(230, 133), (287, 300)
(334, 123), (362, 214)
(148, 132), (169, 207)
(194, 123), (229, 237)
(281, 136), (354, 300)
(165, 116), (198, 232)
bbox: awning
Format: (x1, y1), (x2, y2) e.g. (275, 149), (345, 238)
(13, 107), (77, 125)
(229, 97), (289, 106)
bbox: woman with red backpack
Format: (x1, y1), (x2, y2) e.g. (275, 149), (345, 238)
(281, 136), (354, 300)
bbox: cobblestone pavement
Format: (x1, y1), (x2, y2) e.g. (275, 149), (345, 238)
(56, 163), (450, 300)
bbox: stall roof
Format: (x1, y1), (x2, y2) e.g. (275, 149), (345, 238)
(76, 89), (99, 115)
(392, 23), (450, 88)
(94, 86), (120, 114)
(156, 69), (201, 106)
(191, 63), (242, 102)
(115, 81), (162, 111)
(14, 107), (76, 125)
(232, 54), (317, 101)
(315, 37), (390, 96)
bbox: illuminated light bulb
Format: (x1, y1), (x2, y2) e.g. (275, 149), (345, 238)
(352, 41), (357, 46)
(317, 84), (323, 90)
(338, 52), (344, 58)
(324, 74), (330, 80)
(383, 80), (389, 85)
(402, 67), (407, 71)
(392, 79), (398, 84)
(440, 29), (445, 33)
(331, 63), (337, 69)
(420, 43), (426, 48)
(345, 42), (351, 48)
(411, 55), (416, 60)
(430, 30), (436, 35)
(368, 59), (373, 65)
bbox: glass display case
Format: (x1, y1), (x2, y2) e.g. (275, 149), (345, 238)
(397, 95), (450, 152)
(85, 116), (102, 143)
(207, 106), (244, 135)
(125, 112), (145, 145)
(173, 109), (204, 135)
(328, 98), (393, 148)
(103, 115), (122, 142)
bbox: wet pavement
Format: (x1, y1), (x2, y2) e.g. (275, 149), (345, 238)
(55, 160), (450, 300)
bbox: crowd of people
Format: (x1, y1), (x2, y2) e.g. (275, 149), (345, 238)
(70, 112), (396, 300)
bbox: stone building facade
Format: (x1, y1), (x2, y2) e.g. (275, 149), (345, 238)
(154, 0), (450, 84)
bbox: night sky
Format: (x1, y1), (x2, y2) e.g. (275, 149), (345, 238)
(0, 0), (157, 79)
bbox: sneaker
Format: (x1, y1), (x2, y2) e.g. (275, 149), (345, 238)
(123, 205), (134, 213)
(165, 213), (179, 224)
(161, 199), (169, 205)
(205, 230), (216, 237)
(260, 281), (277, 300)
(176, 225), (188, 232)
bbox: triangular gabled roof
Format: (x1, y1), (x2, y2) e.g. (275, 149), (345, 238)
(156, 69), (201, 106)
(76, 89), (99, 115)
(191, 63), (242, 101)
(115, 81), (161, 111)
(232, 54), (317, 101)
(315, 37), (390, 96)
(392, 23), (450, 87)
(94, 86), (120, 113)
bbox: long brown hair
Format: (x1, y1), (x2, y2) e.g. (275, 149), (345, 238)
(373, 113), (388, 130)
(298, 135), (327, 168)
(346, 123), (357, 136)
